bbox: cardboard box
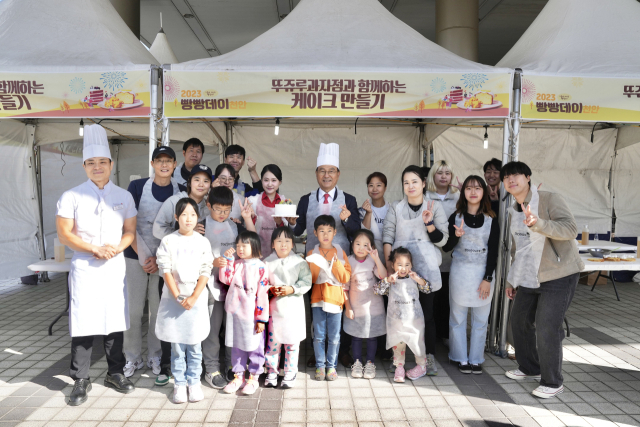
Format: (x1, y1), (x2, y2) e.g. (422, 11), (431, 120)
(579, 271), (608, 286)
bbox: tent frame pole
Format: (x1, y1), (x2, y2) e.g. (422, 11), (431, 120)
(28, 123), (49, 282)
(149, 66), (160, 176)
(495, 69), (522, 357)
(419, 123), (425, 167)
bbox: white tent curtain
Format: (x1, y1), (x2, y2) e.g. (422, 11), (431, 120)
(233, 125), (420, 205)
(612, 142), (640, 237)
(0, 120), (41, 279)
(433, 126), (617, 234)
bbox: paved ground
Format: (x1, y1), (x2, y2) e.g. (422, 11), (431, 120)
(1, 272), (640, 427)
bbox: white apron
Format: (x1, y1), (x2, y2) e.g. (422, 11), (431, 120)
(67, 181), (130, 337)
(386, 276), (426, 358)
(368, 203), (386, 255)
(508, 187), (545, 289)
(155, 235), (210, 345)
(392, 198), (443, 291)
(449, 214), (495, 307)
(204, 216), (238, 301)
(135, 178), (180, 267)
(306, 244), (347, 313)
(343, 255), (386, 338)
(265, 253), (310, 343)
(172, 162), (187, 187)
(254, 194), (279, 259)
(225, 259), (269, 351)
(305, 188), (351, 255)
(230, 191), (244, 221)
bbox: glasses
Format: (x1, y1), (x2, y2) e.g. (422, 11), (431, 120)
(153, 159), (174, 165)
(212, 208), (231, 215)
(317, 169), (338, 176)
(217, 176), (235, 184)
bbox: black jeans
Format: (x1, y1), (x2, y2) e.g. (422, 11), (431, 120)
(419, 291), (436, 355)
(70, 332), (126, 380)
(433, 272), (450, 340)
(158, 277), (172, 375)
(511, 273), (579, 388)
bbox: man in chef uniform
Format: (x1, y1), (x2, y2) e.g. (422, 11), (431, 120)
(289, 142), (360, 367)
(56, 125), (137, 406)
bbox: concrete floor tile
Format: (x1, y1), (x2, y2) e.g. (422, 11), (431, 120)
(280, 410), (305, 423)
(356, 409), (382, 422)
(380, 408), (407, 421)
(331, 409), (356, 422)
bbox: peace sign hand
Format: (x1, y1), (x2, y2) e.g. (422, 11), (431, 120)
(368, 248), (380, 261)
(488, 185), (499, 201)
(211, 177), (221, 188)
(422, 201), (434, 225)
(339, 204), (351, 221)
(388, 272), (399, 283)
(408, 270), (420, 282)
(521, 203), (538, 227)
(239, 199), (255, 221)
(453, 218), (465, 237)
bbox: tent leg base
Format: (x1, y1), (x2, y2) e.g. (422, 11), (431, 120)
(39, 272), (50, 283)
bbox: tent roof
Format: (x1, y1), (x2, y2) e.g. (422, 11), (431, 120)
(150, 28), (179, 65)
(0, 0), (158, 72)
(172, 0), (509, 74)
(497, 0), (640, 78)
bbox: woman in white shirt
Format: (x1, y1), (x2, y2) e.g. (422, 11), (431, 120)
(425, 160), (460, 346)
(359, 172), (389, 255)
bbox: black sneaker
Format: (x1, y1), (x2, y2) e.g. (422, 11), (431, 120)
(458, 362), (472, 374)
(471, 364), (483, 375)
(205, 371), (228, 389)
(226, 368), (235, 382)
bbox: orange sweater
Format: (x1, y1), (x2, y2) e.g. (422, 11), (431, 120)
(307, 247), (351, 313)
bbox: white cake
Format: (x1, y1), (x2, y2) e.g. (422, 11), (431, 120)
(273, 204), (298, 218)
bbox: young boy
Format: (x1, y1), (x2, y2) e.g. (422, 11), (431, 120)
(305, 215), (352, 381)
(202, 186), (256, 389)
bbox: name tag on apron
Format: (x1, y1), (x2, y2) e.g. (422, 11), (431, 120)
(113, 203), (124, 211)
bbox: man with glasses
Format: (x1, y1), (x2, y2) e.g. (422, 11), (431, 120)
(123, 146), (185, 384)
(288, 143), (361, 368)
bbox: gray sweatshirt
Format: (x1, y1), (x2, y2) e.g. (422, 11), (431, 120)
(152, 191), (209, 240)
(382, 196), (449, 248)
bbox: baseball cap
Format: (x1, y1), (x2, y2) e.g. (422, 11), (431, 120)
(189, 164), (213, 181)
(152, 146), (176, 160)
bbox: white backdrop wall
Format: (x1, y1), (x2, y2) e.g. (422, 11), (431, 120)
(40, 141), (220, 258)
(433, 127), (617, 234)
(0, 120), (41, 279)
(232, 125), (421, 207)
(612, 142), (640, 237)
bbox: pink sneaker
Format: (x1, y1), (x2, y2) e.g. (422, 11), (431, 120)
(394, 364), (405, 383)
(222, 373), (246, 394)
(241, 375), (259, 395)
(407, 364), (427, 381)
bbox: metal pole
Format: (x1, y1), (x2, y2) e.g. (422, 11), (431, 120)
(419, 124), (425, 167)
(162, 116), (170, 147)
(498, 69), (522, 356)
(149, 66), (160, 177)
(28, 124), (49, 282)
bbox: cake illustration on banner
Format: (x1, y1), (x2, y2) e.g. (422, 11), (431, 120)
(449, 86), (464, 103)
(272, 199), (298, 218)
(101, 90), (142, 110)
(89, 86), (104, 105)
(461, 91), (499, 110)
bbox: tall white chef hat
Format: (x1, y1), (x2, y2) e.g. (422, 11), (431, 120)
(82, 124), (112, 162)
(317, 142), (339, 169)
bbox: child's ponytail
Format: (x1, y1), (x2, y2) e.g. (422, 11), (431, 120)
(388, 247), (413, 264)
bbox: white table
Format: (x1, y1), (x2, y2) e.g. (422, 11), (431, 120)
(28, 258), (71, 335)
(580, 254), (640, 301)
(576, 240), (638, 252)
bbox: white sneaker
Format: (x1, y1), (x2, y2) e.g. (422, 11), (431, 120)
(188, 383), (204, 402)
(147, 357), (161, 376)
(264, 372), (278, 388)
(505, 369), (542, 380)
(123, 359), (144, 378)
(173, 385), (187, 404)
(351, 359), (364, 378)
(281, 372), (297, 389)
(532, 385), (564, 398)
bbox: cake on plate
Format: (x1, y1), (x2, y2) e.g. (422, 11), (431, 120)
(273, 203), (298, 218)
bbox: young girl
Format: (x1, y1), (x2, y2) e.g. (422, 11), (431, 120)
(246, 164), (290, 259)
(344, 229), (387, 379)
(442, 175), (499, 374)
(219, 231), (271, 395)
(375, 247), (432, 383)
(155, 198), (213, 404)
(263, 227), (312, 389)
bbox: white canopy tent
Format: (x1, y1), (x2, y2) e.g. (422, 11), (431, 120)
(0, 0), (160, 279)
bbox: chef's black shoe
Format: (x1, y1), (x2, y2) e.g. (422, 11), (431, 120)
(68, 379), (91, 406)
(471, 364), (483, 375)
(458, 362), (472, 374)
(104, 373), (135, 394)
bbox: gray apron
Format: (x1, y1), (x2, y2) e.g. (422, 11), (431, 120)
(135, 178), (180, 268)
(172, 162), (187, 187)
(204, 215), (238, 301)
(305, 188), (351, 255)
(392, 198), (443, 291)
(386, 277), (426, 358)
(343, 255), (386, 338)
(507, 187), (545, 289)
(449, 214), (494, 307)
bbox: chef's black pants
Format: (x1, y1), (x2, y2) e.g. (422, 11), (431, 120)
(69, 332), (126, 380)
(433, 272), (450, 340)
(158, 277), (172, 375)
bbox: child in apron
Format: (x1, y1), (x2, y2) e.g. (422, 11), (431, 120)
(155, 198), (214, 404)
(263, 227), (312, 389)
(219, 231), (271, 396)
(374, 247), (433, 383)
(344, 229), (387, 379)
